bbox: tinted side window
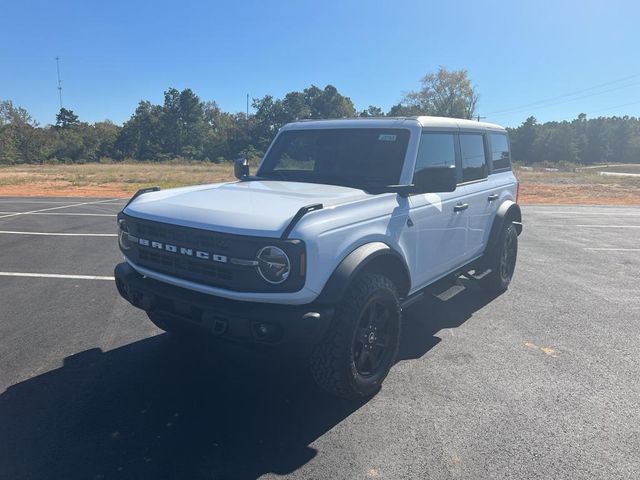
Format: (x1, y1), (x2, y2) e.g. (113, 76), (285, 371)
(490, 133), (511, 171)
(460, 134), (487, 182)
(414, 133), (456, 174)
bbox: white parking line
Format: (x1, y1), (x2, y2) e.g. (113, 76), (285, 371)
(0, 230), (116, 237)
(542, 211), (640, 216)
(584, 248), (640, 251)
(575, 225), (640, 228)
(0, 198), (121, 220)
(0, 198), (126, 205)
(0, 211), (116, 217)
(0, 200), (109, 204)
(0, 272), (114, 280)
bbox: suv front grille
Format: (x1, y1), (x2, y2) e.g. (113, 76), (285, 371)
(119, 213), (305, 293)
(138, 249), (234, 281)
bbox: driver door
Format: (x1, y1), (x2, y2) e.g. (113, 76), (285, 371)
(408, 131), (467, 289)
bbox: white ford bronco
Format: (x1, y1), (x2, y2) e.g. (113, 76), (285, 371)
(115, 116), (522, 398)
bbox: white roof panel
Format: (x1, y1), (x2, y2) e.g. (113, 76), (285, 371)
(281, 116), (506, 132)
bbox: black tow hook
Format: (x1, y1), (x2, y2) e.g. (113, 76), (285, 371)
(202, 312), (228, 336)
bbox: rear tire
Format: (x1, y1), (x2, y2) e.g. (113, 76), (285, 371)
(310, 273), (401, 399)
(480, 222), (518, 293)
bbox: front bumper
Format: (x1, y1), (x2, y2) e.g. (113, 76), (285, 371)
(114, 262), (333, 346)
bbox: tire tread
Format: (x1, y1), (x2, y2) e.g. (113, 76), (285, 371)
(310, 273), (401, 399)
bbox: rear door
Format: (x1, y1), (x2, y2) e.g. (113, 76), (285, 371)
(457, 132), (494, 259)
(408, 131), (467, 288)
(488, 130), (517, 196)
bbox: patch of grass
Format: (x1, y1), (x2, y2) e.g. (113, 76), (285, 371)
(0, 161), (235, 193)
(1, 161), (639, 204)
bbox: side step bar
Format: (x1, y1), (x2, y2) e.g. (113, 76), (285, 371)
(468, 268), (491, 281)
(434, 284), (465, 302)
(400, 267), (493, 308)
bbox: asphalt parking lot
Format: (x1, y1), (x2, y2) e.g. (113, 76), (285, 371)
(1, 197), (639, 480)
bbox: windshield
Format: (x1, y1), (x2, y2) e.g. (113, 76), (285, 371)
(257, 128), (410, 189)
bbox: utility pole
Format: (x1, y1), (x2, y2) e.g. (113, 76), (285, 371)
(476, 114), (486, 122)
(55, 56), (63, 110)
(246, 93), (250, 135)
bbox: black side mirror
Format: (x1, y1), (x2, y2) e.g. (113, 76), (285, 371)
(413, 165), (457, 193)
(234, 158), (249, 179)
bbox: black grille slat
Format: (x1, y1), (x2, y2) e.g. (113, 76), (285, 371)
(139, 249), (233, 283)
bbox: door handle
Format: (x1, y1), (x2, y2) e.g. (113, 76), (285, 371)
(454, 203), (469, 212)
(487, 194), (499, 201)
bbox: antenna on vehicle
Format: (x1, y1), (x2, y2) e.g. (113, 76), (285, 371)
(55, 56), (63, 109)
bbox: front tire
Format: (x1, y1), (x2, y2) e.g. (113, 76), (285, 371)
(481, 221), (518, 293)
(310, 273), (402, 399)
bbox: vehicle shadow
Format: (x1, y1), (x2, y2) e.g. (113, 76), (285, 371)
(0, 282), (500, 480)
(398, 279), (502, 362)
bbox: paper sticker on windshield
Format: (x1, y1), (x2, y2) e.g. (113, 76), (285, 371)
(378, 134), (397, 141)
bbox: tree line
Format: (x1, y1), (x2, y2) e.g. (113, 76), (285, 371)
(508, 114), (640, 165)
(1, 67), (638, 165)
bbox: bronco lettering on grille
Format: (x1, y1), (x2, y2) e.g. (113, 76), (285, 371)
(137, 237), (228, 264)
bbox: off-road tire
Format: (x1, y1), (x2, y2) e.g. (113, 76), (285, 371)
(310, 273), (402, 399)
(481, 222), (518, 293)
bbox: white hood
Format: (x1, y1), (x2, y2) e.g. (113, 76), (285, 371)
(123, 180), (372, 237)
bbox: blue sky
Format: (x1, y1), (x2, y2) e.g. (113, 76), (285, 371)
(2, 0), (639, 127)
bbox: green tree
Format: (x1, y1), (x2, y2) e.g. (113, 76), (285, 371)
(509, 116), (539, 165)
(359, 105), (384, 117)
(92, 121), (120, 159)
(251, 84), (356, 152)
(535, 121), (577, 164)
(583, 118), (612, 164)
(393, 67), (479, 119)
(251, 95), (285, 151)
(55, 108), (80, 129)
(158, 88), (208, 158)
(202, 101), (238, 161)
(51, 127), (85, 162)
(0, 100), (50, 164)
(305, 85), (356, 119)
(387, 103), (423, 117)
(572, 113), (588, 163)
(116, 101), (163, 160)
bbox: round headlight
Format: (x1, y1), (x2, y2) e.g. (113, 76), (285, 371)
(256, 246), (290, 284)
(118, 219), (131, 250)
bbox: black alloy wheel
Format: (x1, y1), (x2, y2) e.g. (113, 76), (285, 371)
(352, 297), (395, 377)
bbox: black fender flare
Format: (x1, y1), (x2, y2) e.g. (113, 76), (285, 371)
(486, 200), (522, 256)
(315, 242), (411, 305)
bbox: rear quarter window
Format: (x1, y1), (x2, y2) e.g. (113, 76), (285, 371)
(490, 133), (511, 171)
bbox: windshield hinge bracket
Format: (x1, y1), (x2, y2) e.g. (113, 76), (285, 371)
(281, 203), (323, 240)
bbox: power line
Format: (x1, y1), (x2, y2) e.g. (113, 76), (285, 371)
(485, 81), (640, 120)
(55, 56), (63, 110)
(587, 100), (640, 116)
(484, 73), (640, 116)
